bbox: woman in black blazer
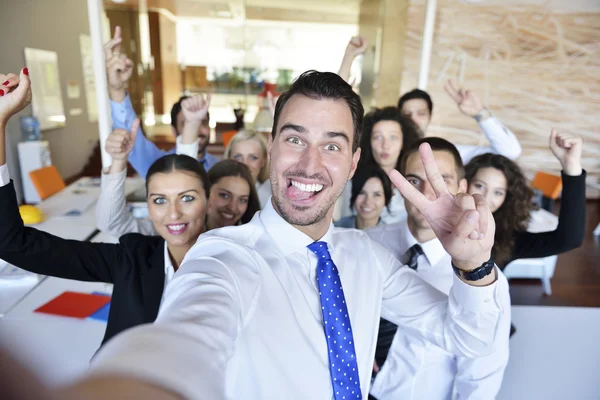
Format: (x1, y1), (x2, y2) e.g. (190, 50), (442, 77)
(0, 70), (210, 347)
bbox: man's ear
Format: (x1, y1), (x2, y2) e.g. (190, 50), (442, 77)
(348, 148), (361, 180)
(171, 126), (179, 137)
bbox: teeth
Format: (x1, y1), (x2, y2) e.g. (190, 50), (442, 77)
(168, 224), (185, 230)
(291, 180), (324, 192)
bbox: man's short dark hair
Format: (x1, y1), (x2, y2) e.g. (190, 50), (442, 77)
(399, 137), (464, 180)
(397, 89), (433, 116)
(170, 96), (210, 135)
(271, 70), (364, 153)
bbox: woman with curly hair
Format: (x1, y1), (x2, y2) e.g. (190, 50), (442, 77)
(336, 106), (422, 224)
(465, 129), (586, 270)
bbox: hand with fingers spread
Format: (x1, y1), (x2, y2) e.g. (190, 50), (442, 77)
(104, 26), (134, 102)
(389, 143), (495, 280)
(0, 69), (32, 127)
(105, 119), (140, 173)
(444, 80), (485, 118)
(549, 129), (583, 177)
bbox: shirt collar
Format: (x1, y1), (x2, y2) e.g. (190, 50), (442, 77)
(163, 242), (176, 283)
(259, 200), (335, 257)
(402, 223), (447, 268)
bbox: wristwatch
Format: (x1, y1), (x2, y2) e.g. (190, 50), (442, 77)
(452, 256), (495, 281)
(474, 107), (492, 122)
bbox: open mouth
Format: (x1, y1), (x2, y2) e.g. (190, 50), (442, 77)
(166, 223), (188, 235)
(219, 211), (236, 220)
(286, 179), (325, 202)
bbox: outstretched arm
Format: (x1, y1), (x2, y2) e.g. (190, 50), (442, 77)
(445, 80), (522, 161)
(510, 130), (585, 262)
(338, 36), (367, 83)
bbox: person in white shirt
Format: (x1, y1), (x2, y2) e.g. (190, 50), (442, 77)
(223, 129), (272, 209)
(337, 36), (522, 164)
(398, 83), (522, 163)
(367, 137), (511, 400)
(19, 70), (507, 400)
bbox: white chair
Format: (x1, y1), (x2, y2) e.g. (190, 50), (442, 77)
(503, 208), (559, 295)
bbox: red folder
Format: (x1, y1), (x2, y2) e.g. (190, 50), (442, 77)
(34, 291), (112, 319)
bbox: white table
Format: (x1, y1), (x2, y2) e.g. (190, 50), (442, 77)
(0, 176), (143, 321)
(32, 176), (144, 240)
(0, 277), (113, 386)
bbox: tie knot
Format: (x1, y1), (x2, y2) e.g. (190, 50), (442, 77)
(308, 241), (332, 261)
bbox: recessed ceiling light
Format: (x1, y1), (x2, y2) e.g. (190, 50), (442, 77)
(112, 0), (127, 4)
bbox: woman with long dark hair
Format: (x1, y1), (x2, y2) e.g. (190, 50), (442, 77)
(336, 107), (421, 223)
(465, 129), (586, 269)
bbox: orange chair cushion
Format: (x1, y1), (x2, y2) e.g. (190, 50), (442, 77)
(221, 130), (238, 149)
(29, 166), (66, 200)
(531, 171), (562, 199)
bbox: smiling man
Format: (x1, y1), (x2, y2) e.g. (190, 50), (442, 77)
(60, 71), (508, 400)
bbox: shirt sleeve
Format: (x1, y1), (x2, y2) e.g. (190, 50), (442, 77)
(88, 236), (261, 400)
(110, 93), (176, 179)
(0, 164), (9, 187)
(175, 136), (200, 158)
(95, 169), (156, 237)
(376, 240), (508, 358)
(509, 170), (587, 263)
(458, 116), (522, 164)
(453, 271), (511, 398)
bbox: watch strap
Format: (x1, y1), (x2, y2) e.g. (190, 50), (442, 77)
(452, 256), (495, 281)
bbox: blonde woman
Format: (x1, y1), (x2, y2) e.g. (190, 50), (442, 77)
(224, 130), (271, 209)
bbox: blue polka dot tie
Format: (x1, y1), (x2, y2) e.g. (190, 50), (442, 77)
(308, 241), (362, 400)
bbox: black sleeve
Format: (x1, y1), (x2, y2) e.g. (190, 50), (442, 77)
(509, 171), (587, 264)
(0, 181), (125, 283)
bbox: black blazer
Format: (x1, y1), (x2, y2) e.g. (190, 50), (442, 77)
(0, 181), (166, 346)
(498, 171), (587, 270)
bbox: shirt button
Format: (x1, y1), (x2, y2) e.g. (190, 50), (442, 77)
(484, 298), (491, 303)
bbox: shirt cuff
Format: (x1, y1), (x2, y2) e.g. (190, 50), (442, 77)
(450, 270), (506, 313)
(176, 136), (200, 159)
(0, 164), (10, 186)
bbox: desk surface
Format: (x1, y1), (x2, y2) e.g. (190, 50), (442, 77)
(0, 277), (113, 385)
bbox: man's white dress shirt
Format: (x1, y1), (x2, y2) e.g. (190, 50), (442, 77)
(89, 200), (508, 400)
(368, 221), (511, 400)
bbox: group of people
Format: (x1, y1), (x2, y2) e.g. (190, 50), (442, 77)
(0, 31), (586, 400)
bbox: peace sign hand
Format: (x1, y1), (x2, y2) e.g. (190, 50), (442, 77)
(389, 143), (495, 272)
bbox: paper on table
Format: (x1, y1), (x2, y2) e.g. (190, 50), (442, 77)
(35, 291), (111, 319)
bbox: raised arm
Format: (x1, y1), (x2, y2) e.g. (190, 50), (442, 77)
(338, 36), (367, 83)
(510, 130), (585, 261)
(96, 120), (156, 237)
(0, 69), (123, 283)
(105, 26), (173, 178)
(445, 80), (522, 162)
(175, 94), (211, 158)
